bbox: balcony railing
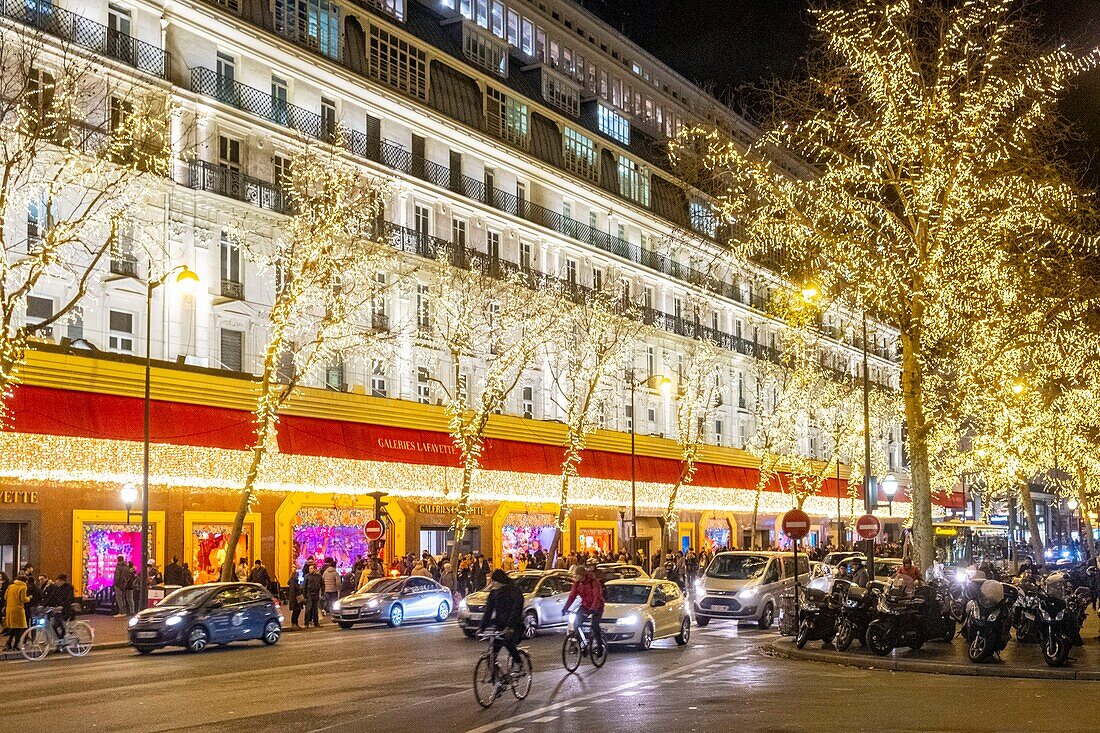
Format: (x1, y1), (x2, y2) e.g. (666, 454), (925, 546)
(220, 279), (244, 299)
(109, 253), (138, 277)
(188, 160), (290, 214)
(5, 0), (170, 79)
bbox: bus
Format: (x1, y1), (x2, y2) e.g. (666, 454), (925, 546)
(933, 520), (1010, 566)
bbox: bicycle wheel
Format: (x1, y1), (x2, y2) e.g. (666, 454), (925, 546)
(590, 638), (608, 668)
(510, 651), (533, 700)
(562, 633), (582, 673)
(20, 627), (50, 661)
(473, 654), (498, 708)
(64, 621), (94, 657)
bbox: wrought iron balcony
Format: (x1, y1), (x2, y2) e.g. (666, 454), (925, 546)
(109, 253), (138, 277)
(188, 160), (289, 214)
(5, 0), (170, 79)
(220, 279), (244, 300)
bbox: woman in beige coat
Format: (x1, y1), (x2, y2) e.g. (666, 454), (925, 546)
(4, 574), (29, 650)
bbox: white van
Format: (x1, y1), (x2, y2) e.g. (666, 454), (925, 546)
(694, 551), (808, 628)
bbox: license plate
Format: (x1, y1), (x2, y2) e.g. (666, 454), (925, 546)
(711, 604), (729, 612)
(136, 632), (157, 639)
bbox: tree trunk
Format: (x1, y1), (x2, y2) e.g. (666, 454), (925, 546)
(548, 472), (570, 565)
(900, 335), (934, 571)
(220, 439), (267, 581)
(448, 463), (475, 569)
(1017, 479), (1045, 563)
(1078, 469), (1097, 559)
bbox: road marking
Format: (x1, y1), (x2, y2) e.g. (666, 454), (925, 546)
(462, 649), (751, 733)
(638, 684), (659, 690)
(619, 690), (642, 697)
(563, 707), (586, 713)
(499, 728), (524, 733)
(531, 716), (558, 723)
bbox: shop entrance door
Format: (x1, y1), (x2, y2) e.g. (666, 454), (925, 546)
(422, 527), (482, 558)
(0, 522), (28, 578)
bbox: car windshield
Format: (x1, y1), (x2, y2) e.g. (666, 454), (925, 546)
(706, 555), (769, 580)
(512, 575), (541, 594)
(823, 553), (859, 567)
(158, 586), (212, 607)
(362, 578), (403, 594)
(604, 584), (652, 605)
(875, 562), (901, 578)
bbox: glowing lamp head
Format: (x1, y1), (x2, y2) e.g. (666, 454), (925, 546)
(800, 281), (821, 302)
(1067, 498), (1079, 511)
(657, 376), (674, 398)
(175, 266), (200, 294)
(1011, 379), (1027, 396)
(120, 482), (138, 506)
(881, 474), (899, 499)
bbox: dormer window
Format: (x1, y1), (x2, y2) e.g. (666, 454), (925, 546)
(597, 104), (629, 145)
(541, 66), (580, 117)
(462, 21), (508, 76)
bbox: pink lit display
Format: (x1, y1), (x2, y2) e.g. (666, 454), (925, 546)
(83, 524), (143, 592)
(292, 508), (373, 573)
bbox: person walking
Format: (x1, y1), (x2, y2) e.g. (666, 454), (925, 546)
(164, 556), (186, 587)
(4, 573), (28, 650)
(288, 565), (304, 628)
(473, 555), (489, 591)
(235, 557), (249, 582)
(247, 560), (271, 588)
(113, 556), (130, 617)
(410, 561), (431, 578)
(439, 562), (457, 599)
(321, 561), (340, 613)
(303, 564), (323, 627)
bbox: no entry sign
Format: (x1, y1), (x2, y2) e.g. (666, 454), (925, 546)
(364, 519), (386, 542)
(780, 509), (811, 540)
(855, 514), (881, 540)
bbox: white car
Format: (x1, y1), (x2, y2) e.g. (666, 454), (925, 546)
(694, 551), (808, 628)
(599, 579), (691, 650)
(456, 570), (573, 638)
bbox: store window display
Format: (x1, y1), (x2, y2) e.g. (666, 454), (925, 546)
(292, 507), (373, 572)
(191, 524), (252, 583)
(83, 524), (145, 593)
(577, 528), (614, 555)
(501, 512), (556, 559)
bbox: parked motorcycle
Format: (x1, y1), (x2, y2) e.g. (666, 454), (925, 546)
(832, 580), (882, 652)
(961, 579), (1019, 663)
(795, 578), (842, 649)
(865, 580), (955, 656)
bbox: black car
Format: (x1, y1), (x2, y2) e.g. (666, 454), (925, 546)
(128, 582), (283, 654)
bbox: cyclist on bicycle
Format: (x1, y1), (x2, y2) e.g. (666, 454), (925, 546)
(563, 559), (605, 648)
(477, 569), (525, 670)
(40, 574), (75, 641)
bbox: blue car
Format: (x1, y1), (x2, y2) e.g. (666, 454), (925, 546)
(128, 582), (283, 654)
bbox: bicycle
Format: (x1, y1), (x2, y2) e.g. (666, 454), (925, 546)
(473, 629), (532, 708)
(20, 607), (95, 661)
(561, 610), (608, 673)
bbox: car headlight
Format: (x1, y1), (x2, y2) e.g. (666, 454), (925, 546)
(695, 580), (706, 594)
(332, 600), (342, 612)
(367, 599), (379, 609)
(165, 614), (185, 627)
(955, 570), (969, 584)
(128, 616), (139, 628)
(458, 598), (468, 611)
(737, 587), (758, 601)
(1055, 610), (1065, 622)
(616, 614), (640, 626)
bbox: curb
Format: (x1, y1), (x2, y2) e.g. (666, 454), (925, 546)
(760, 643), (1100, 681)
(1, 640), (131, 662)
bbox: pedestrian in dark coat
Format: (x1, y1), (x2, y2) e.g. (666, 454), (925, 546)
(247, 560), (271, 588)
(303, 565), (323, 627)
(287, 567), (304, 627)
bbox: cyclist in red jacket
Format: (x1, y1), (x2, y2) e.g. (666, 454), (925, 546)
(564, 560), (605, 647)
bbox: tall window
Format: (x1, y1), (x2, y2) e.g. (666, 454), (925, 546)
(714, 419), (724, 447)
(416, 284), (431, 335)
(486, 231), (500, 260)
(690, 200), (717, 237)
(106, 4), (132, 64)
(220, 230), (242, 285)
(618, 155), (650, 206)
(519, 241), (532, 270)
(110, 219), (137, 276)
(565, 258), (578, 285)
(414, 204), (431, 238)
(25, 295), (53, 339)
(597, 104), (630, 145)
(215, 52), (236, 104)
(220, 328), (244, 371)
(370, 361), (387, 397)
(273, 154), (290, 189)
(522, 386), (534, 419)
(320, 97), (337, 141)
(452, 218), (466, 247)
(463, 24), (507, 76)
(275, 0), (340, 59)
(417, 366), (431, 404)
(542, 69), (579, 116)
(563, 127), (597, 181)
(108, 310), (134, 353)
(368, 25), (427, 100)
(486, 88), (528, 147)
(26, 199), (47, 250)
(218, 135), (241, 172)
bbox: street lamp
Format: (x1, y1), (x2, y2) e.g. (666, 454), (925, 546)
(120, 482), (139, 523)
(139, 265), (200, 609)
(882, 474), (899, 515)
(627, 370), (673, 564)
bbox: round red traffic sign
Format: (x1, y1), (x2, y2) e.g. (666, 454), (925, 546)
(364, 519), (386, 542)
(780, 509), (811, 540)
(855, 514), (881, 540)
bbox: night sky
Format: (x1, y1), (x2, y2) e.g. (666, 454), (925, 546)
(583, 0), (1100, 183)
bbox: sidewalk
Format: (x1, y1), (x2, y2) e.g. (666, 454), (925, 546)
(764, 614), (1100, 681)
(1, 612), (318, 661)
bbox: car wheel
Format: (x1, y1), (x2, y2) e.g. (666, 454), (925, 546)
(637, 623), (654, 651)
(185, 625), (210, 653)
(695, 614), (711, 627)
(522, 611), (538, 639)
(133, 644), (155, 655)
(676, 617), (691, 646)
(337, 621), (355, 630)
(758, 603), (774, 630)
(261, 619), (281, 646)
(436, 601), (451, 622)
(388, 604), (404, 628)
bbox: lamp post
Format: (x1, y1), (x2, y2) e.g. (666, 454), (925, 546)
(882, 474), (899, 516)
(627, 370), (672, 564)
(120, 482), (138, 524)
(140, 265), (200, 610)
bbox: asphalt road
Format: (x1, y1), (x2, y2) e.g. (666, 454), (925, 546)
(2, 617), (1099, 733)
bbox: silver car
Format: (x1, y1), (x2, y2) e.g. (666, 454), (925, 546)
(456, 570), (574, 638)
(333, 576), (453, 628)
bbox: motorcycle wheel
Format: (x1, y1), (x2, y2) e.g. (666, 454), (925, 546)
(968, 631), (993, 663)
(940, 619), (957, 643)
(834, 621), (855, 652)
(950, 601), (966, 625)
(795, 618), (813, 649)
(866, 622), (893, 657)
(1042, 634), (1070, 668)
(1015, 619), (1035, 643)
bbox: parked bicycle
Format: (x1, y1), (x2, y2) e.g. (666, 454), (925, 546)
(473, 629), (532, 708)
(20, 606), (95, 661)
(562, 611), (608, 672)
